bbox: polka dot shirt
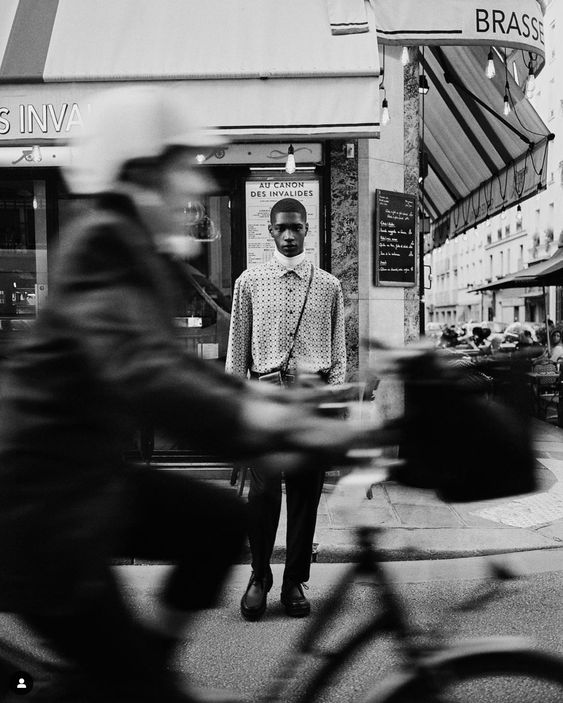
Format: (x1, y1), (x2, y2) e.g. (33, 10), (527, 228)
(226, 258), (346, 384)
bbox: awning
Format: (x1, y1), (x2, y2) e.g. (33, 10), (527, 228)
(0, 0), (381, 141)
(421, 43), (552, 248)
(373, 0), (546, 70)
(0, 0), (551, 237)
(470, 248), (563, 291)
(530, 249), (563, 287)
(364, 0), (552, 248)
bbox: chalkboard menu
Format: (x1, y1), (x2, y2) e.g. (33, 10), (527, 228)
(374, 189), (417, 286)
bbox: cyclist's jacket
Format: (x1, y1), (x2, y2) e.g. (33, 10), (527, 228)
(0, 193), (249, 611)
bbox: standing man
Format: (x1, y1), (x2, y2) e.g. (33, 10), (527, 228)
(226, 197), (346, 620)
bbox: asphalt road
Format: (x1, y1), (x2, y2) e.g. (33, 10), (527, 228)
(1, 551), (562, 701)
(118, 551), (563, 702)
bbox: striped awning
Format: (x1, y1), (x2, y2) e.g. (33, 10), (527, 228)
(373, 0), (546, 68)
(0, 0), (551, 246)
(421, 42), (552, 247)
(0, 0), (381, 141)
(470, 248), (563, 291)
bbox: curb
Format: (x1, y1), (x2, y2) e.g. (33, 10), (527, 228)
(116, 531), (563, 567)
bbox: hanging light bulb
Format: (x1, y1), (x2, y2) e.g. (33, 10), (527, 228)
(526, 70), (536, 98)
(516, 204), (522, 224)
(418, 74), (429, 95)
(503, 83), (511, 116)
(381, 97), (390, 126)
(486, 49), (496, 79)
(401, 46), (410, 66)
(525, 53), (536, 98)
(285, 144), (296, 175)
(500, 208), (506, 220)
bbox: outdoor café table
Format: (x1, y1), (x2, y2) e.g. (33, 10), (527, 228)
(526, 368), (560, 419)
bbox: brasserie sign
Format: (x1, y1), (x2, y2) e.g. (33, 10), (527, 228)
(0, 101), (86, 138)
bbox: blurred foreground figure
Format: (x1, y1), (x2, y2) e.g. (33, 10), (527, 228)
(0, 87), (353, 702)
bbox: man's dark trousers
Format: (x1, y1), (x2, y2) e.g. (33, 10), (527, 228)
(247, 466), (325, 585)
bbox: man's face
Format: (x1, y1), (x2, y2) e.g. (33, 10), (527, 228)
(269, 211), (308, 257)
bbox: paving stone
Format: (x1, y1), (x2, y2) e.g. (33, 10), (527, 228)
(451, 505), (513, 528)
(470, 489), (563, 528)
(536, 518), (563, 543)
(393, 504), (462, 528)
(384, 483), (444, 506)
(328, 503), (398, 528)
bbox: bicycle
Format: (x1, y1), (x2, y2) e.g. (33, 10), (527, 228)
(261, 492), (563, 703)
(258, 346), (563, 703)
(1, 347), (562, 701)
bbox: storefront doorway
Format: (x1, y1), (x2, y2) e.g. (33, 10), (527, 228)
(0, 169), (59, 358)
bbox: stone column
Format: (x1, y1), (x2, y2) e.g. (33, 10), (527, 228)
(328, 47), (421, 402)
(403, 58), (421, 343)
(357, 46), (420, 418)
(330, 140), (360, 380)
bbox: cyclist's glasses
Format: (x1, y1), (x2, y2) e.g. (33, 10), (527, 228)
(183, 201), (220, 242)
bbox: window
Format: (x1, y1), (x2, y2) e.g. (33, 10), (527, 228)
(0, 177), (52, 357)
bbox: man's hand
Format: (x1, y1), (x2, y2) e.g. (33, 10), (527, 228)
(238, 395), (377, 472)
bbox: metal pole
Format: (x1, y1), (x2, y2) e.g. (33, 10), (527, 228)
(543, 286), (551, 355)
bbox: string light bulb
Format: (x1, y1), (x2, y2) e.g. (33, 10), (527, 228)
(526, 53), (536, 98)
(381, 97), (390, 125)
(503, 83), (511, 116)
(285, 144), (296, 174)
(401, 46), (410, 66)
(526, 70), (536, 98)
(486, 49), (496, 79)
(418, 74), (429, 95)
(516, 204), (522, 224)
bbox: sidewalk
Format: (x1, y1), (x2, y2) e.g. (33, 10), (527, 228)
(261, 419), (563, 563)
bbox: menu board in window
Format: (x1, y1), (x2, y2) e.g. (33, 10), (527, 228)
(374, 189), (417, 286)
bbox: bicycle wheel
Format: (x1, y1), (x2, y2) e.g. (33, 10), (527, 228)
(365, 648), (563, 703)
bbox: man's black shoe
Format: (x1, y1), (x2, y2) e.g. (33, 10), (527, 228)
(280, 581), (310, 618)
(240, 571), (273, 621)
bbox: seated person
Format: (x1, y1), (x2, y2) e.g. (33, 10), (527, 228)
(550, 330), (563, 363)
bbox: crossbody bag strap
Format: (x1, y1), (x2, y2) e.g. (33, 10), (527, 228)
(280, 265), (315, 375)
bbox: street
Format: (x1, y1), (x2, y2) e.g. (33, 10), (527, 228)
(1, 552), (562, 700)
(117, 552), (563, 702)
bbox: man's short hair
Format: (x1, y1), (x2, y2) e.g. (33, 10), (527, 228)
(270, 198), (307, 224)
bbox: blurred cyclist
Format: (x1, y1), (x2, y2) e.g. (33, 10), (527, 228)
(0, 87), (354, 702)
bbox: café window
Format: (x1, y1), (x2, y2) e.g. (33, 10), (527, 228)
(171, 193), (233, 362)
(0, 178), (49, 357)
